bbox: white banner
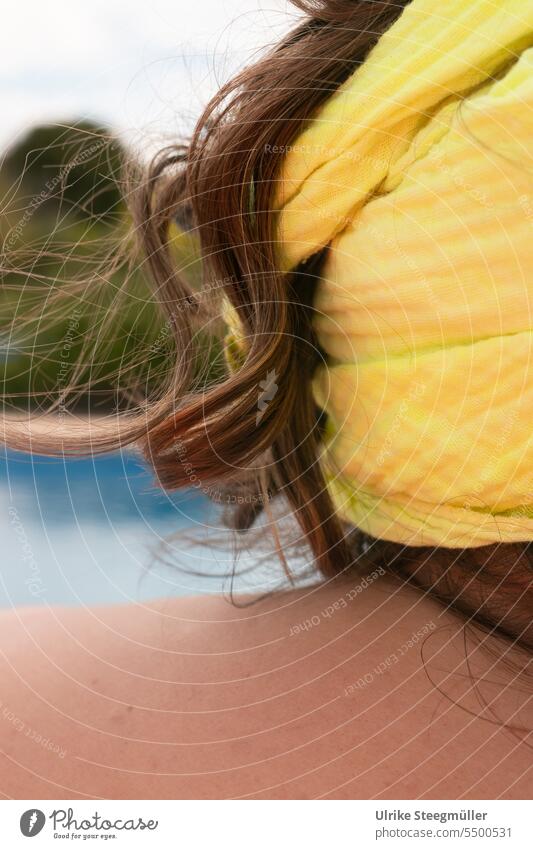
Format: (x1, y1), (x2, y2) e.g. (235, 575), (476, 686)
(0, 799), (529, 847)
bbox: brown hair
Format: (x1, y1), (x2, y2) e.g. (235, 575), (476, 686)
(2, 0), (532, 655)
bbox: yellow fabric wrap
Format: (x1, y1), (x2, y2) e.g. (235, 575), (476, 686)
(226, 0), (533, 547)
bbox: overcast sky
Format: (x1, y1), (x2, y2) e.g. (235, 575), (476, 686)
(1, 0), (295, 154)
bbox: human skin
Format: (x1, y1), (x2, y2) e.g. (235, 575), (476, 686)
(0, 574), (530, 799)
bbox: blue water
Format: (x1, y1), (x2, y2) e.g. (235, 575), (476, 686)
(0, 449), (285, 608)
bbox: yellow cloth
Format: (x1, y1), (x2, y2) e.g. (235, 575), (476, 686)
(274, 0), (533, 547)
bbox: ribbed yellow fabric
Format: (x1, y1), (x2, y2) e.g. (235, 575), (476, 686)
(275, 0), (533, 547)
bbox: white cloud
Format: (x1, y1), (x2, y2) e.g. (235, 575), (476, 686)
(1, 0), (296, 151)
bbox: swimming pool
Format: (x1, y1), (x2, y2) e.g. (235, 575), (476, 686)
(0, 449), (284, 607)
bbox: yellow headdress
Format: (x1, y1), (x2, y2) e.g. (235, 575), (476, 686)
(238, 0), (533, 547)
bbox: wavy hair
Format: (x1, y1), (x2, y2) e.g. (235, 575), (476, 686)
(1, 0), (532, 656)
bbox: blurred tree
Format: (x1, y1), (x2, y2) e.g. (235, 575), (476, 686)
(2, 120), (125, 225)
(0, 121), (217, 412)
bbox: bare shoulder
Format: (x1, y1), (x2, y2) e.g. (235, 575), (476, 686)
(0, 574), (530, 799)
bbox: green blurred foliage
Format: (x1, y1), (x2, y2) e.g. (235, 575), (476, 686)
(0, 121), (220, 411)
(2, 120), (124, 224)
